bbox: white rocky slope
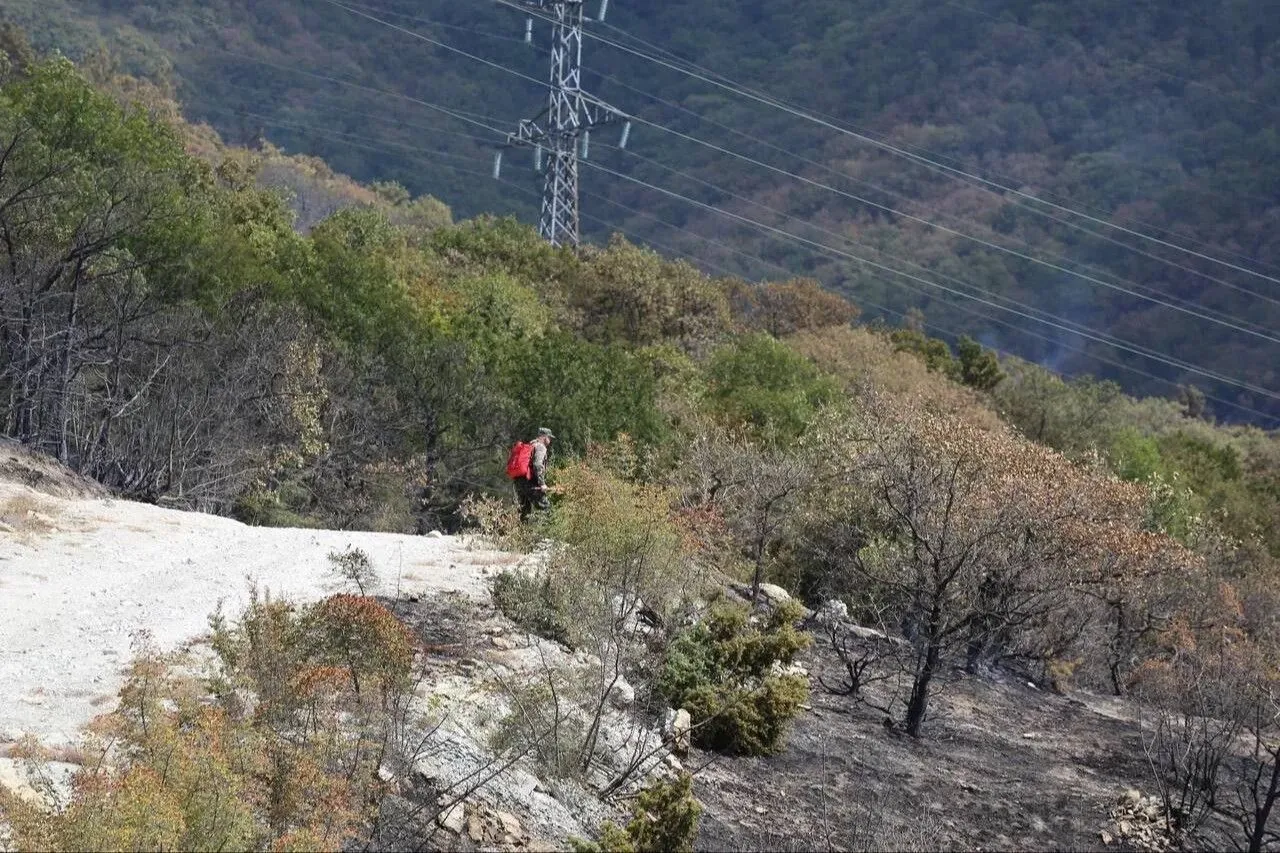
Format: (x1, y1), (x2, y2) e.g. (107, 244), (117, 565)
(0, 479), (495, 748)
(0, 471), (668, 849)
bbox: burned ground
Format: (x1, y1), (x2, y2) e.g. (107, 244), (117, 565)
(376, 592), (1196, 852)
(692, 637), (1175, 853)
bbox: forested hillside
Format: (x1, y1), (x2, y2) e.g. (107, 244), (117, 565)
(2, 27), (1280, 852)
(3, 0), (1278, 420)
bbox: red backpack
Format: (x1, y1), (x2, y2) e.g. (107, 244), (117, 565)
(506, 441), (534, 479)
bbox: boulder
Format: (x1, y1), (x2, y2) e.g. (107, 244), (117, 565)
(436, 802), (466, 834)
(663, 708), (692, 755)
(756, 583), (792, 605)
(608, 677), (636, 709)
(816, 599), (848, 624)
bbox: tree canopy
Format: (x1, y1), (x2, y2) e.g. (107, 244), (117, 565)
(4, 0), (1277, 419)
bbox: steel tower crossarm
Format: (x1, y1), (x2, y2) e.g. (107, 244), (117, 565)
(503, 0), (627, 247)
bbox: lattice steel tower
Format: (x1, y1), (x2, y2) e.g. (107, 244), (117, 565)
(497, 0), (629, 247)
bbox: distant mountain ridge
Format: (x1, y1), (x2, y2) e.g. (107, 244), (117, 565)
(6, 0), (1277, 420)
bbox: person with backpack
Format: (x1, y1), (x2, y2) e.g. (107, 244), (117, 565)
(507, 427), (554, 520)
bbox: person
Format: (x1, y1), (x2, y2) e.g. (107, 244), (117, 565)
(515, 427), (554, 520)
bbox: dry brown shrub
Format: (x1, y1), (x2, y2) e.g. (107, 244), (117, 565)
(0, 492), (61, 535)
(787, 325), (1005, 432)
(0, 592), (434, 852)
(801, 393), (1187, 734)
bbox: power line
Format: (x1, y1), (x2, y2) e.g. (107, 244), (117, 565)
(208, 48), (509, 135)
(615, 114), (1280, 341)
(592, 139), (1280, 397)
(551, 8), (1280, 297)
(315, 0), (532, 47)
(174, 98), (1280, 423)
(245, 5), (1278, 412)
(580, 174), (1277, 423)
(567, 36), (1280, 319)
(212, 104), (501, 148)
(565, 52), (1280, 324)
(580, 187), (790, 279)
(584, 161), (1280, 404)
(502, 0), (1280, 288)
(546, 155), (1275, 421)
(216, 2), (1280, 291)
(596, 7), (1280, 274)
(592, 7), (1280, 279)
(268, 11), (1279, 404)
(581, 210), (743, 279)
(346, 1), (1277, 330)
(313, 1), (1279, 331)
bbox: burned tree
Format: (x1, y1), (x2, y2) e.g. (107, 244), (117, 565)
(806, 401), (1154, 736)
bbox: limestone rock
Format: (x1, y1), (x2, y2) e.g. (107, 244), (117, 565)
(849, 617), (890, 637)
(664, 707), (692, 755)
(816, 599), (848, 624)
(467, 810), (486, 842)
(437, 802), (466, 834)
(1106, 788), (1176, 852)
(608, 677), (636, 709)
(496, 810), (523, 838)
(771, 660), (810, 679)
(757, 583), (792, 605)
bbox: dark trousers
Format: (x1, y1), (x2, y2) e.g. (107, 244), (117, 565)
(514, 478), (549, 520)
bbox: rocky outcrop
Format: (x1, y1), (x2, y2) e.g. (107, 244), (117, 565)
(1101, 789), (1178, 852)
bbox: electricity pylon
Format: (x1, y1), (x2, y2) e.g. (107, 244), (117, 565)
(496, 0), (629, 247)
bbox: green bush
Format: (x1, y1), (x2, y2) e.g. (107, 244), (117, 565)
(657, 600), (811, 755)
(890, 327), (960, 380)
(490, 677), (591, 780)
(1107, 426), (1164, 482)
(231, 486), (317, 529)
(492, 569), (572, 647)
(955, 335), (1005, 391)
(572, 773), (702, 853)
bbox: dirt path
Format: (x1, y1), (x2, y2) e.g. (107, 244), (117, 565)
(0, 481), (499, 749)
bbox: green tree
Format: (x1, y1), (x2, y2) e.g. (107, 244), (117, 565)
(501, 332), (667, 453)
(704, 334), (838, 445)
(956, 335), (1005, 391)
(890, 328), (961, 381)
(1107, 427), (1164, 482)
(0, 56), (279, 480)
